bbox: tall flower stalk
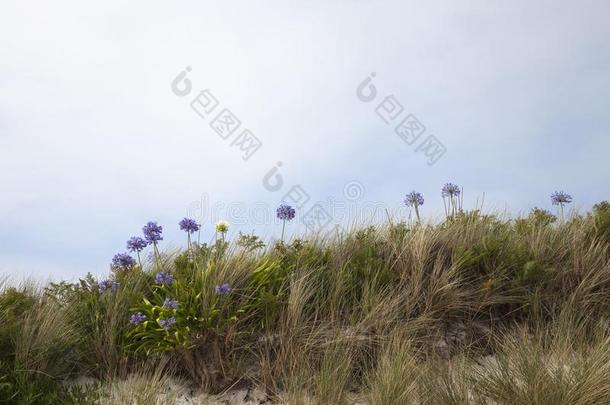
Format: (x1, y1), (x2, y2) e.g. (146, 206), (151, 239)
(442, 183), (462, 219)
(143, 221), (163, 270)
(179, 217), (200, 250)
(126, 236), (147, 267)
(404, 191), (424, 223)
(276, 204), (296, 242)
(215, 220), (229, 243)
(551, 191), (572, 222)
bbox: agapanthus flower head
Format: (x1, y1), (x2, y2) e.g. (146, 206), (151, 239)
(126, 236), (147, 253)
(551, 191), (573, 205)
(159, 316), (176, 330)
(276, 204), (296, 221)
(111, 253), (136, 271)
(129, 312), (146, 326)
(215, 220), (229, 233)
(441, 183), (461, 197)
(162, 297), (179, 310)
(179, 217), (200, 234)
(404, 191), (424, 207)
(215, 282), (232, 295)
(143, 221), (163, 244)
(98, 279), (119, 293)
(155, 271), (173, 285)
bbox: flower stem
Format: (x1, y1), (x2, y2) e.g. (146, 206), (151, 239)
(449, 196), (455, 219)
(153, 243), (161, 271)
(281, 219), (286, 242)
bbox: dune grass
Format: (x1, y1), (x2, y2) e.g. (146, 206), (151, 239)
(1, 203), (609, 404)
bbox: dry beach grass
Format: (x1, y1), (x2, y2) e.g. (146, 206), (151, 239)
(1, 202), (610, 404)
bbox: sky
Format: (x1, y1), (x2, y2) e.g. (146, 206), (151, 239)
(1, 0), (609, 281)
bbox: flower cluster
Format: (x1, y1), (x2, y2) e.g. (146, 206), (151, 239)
(162, 297), (179, 310)
(276, 204), (296, 221)
(404, 191), (424, 207)
(126, 236), (147, 253)
(551, 191), (573, 205)
(159, 317), (176, 330)
(111, 253), (136, 271)
(129, 312), (147, 326)
(215, 220), (229, 233)
(98, 279), (118, 293)
(215, 282), (232, 295)
(155, 271), (173, 285)
(143, 221), (163, 244)
(179, 217), (200, 234)
(441, 183), (461, 197)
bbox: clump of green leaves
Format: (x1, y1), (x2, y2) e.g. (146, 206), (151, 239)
(590, 201), (610, 242)
(244, 259), (290, 329)
(127, 269), (243, 355)
(237, 232), (266, 252)
(126, 279), (196, 354)
(516, 207), (557, 232)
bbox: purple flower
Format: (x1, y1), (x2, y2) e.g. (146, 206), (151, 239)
(215, 282), (232, 296)
(129, 312), (147, 326)
(162, 297), (179, 310)
(111, 253), (136, 271)
(404, 191), (424, 207)
(98, 279), (118, 293)
(179, 218), (200, 234)
(155, 271), (173, 285)
(143, 221), (163, 244)
(551, 191), (572, 205)
(276, 204), (296, 221)
(126, 237), (147, 253)
(159, 316), (176, 330)
(441, 183), (461, 197)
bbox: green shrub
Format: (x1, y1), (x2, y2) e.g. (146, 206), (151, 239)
(244, 258), (290, 329)
(590, 201), (610, 242)
(127, 266), (244, 355)
(0, 283), (92, 404)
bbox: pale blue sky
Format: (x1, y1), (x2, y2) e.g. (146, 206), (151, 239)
(1, 1), (609, 281)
